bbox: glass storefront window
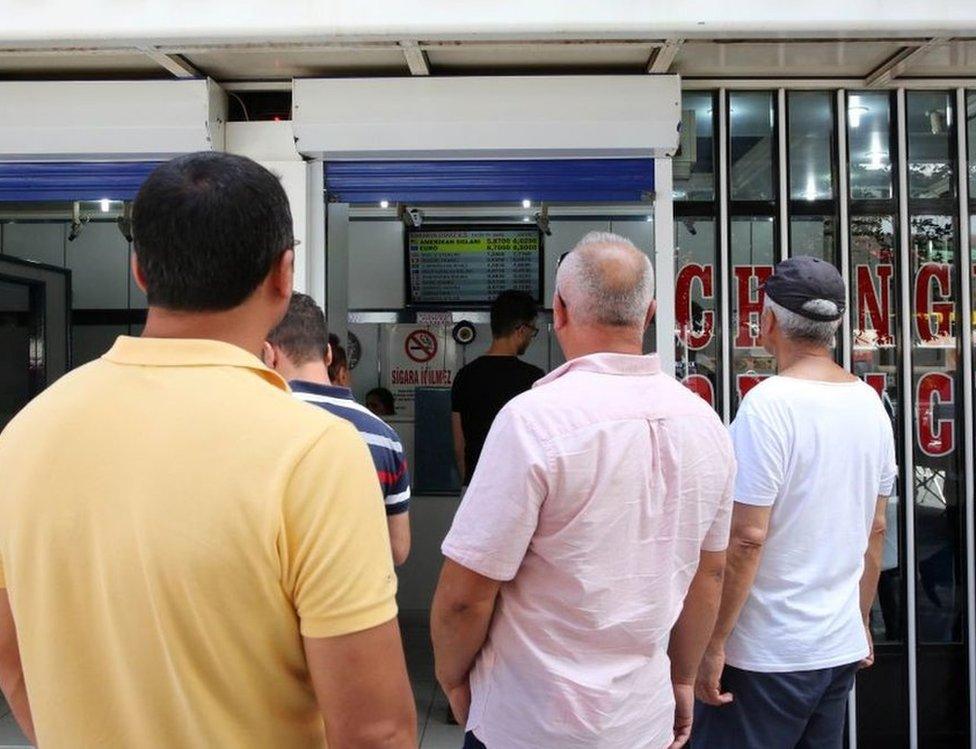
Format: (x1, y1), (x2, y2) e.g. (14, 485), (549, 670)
(729, 215), (777, 411)
(790, 215), (837, 264)
(907, 92), (956, 201)
(909, 215), (965, 647)
(848, 92), (895, 201)
(674, 91), (715, 202)
(788, 91), (835, 201)
(730, 92), (776, 202)
(674, 217), (720, 412)
(850, 215), (902, 642)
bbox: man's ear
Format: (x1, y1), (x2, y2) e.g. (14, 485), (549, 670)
(644, 300), (657, 331)
(131, 252), (148, 294)
(272, 249), (295, 299)
(553, 290), (568, 331)
(324, 343), (333, 368)
(261, 342), (277, 369)
(760, 306), (776, 343)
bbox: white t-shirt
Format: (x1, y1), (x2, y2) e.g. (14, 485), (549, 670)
(726, 375), (898, 672)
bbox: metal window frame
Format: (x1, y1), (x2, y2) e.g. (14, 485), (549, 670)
(896, 87), (921, 749)
(838, 89), (853, 373)
(955, 85), (976, 749)
(719, 88), (732, 425)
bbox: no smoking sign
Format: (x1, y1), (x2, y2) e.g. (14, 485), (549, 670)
(405, 329), (438, 363)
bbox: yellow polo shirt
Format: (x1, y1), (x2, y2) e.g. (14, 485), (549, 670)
(0, 336), (398, 748)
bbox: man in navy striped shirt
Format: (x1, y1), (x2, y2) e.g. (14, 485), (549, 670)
(264, 293), (411, 565)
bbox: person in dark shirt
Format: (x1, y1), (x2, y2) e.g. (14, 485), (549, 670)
(451, 290), (545, 486)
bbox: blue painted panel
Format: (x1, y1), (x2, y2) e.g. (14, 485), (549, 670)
(325, 159), (655, 204)
(0, 162), (161, 202)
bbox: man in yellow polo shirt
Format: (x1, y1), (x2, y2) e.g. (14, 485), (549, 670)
(0, 153), (415, 748)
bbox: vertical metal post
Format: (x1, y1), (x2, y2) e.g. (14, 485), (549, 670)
(896, 88), (919, 749)
(838, 88), (857, 748)
(955, 86), (976, 749)
(719, 88), (732, 425)
(307, 160), (327, 306)
(326, 201), (350, 352)
(654, 157), (676, 377)
(838, 89), (853, 373)
(778, 88), (789, 261)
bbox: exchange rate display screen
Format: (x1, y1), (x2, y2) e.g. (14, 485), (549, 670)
(406, 225), (542, 305)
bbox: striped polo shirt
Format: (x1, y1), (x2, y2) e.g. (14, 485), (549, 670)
(289, 380), (410, 515)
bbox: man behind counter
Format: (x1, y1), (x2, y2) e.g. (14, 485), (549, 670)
(451, 290), (544, 487)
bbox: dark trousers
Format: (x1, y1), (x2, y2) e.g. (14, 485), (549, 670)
(692, 662), (859, 748)
(462, 731), (486, 748)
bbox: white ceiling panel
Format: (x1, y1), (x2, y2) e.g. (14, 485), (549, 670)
(674, 41), (904, 78)
(182, 48), (408, 80)
(0, 51), (163, 77)
(906, 39), (976, 76)
(424, 43), (654, 71)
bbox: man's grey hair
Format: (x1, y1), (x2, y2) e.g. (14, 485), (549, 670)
(556, 231), (655, 327)
(764, 296), (841, 348)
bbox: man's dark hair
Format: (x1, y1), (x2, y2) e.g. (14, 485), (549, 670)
(132, 152), (294, 311)
(490, 289), (539, 337)
(366, 387), (396, 414)
(328, 333), (348, 381)
(267, 293), (328, 366)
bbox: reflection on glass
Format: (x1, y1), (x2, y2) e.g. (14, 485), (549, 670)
(730, 216), (777, 414)
(788, 91), (834, 201)
(730, 92), (776, 201)
(0, 280), (34, 430)
(674, 91), (715, 202)
(790, 215), (837, 264)
(906, 92), (956, 201)
(850, 215), (902, 642)
(674, 217), (720, 413)
(848, 92), (894, 201)
(908, 215), (965, 645)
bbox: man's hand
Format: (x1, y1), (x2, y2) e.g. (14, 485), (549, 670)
(695, 645), (733, 707)
(859, 624), (875, 670)
(668, 683), (695, 749)
(446, 681), (471, 725)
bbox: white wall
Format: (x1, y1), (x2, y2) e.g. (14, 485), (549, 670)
(224, 121), (319, 297)
(293, 76), (680, 159)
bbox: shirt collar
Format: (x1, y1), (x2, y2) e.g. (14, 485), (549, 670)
(102, 336), (288, 392)
(289, 380), (355, 400)
(535, 352), (661, 387)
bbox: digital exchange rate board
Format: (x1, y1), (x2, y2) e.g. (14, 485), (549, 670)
(406, 226), (542, 305)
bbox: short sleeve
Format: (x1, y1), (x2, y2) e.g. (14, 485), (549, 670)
(279, 422), (398, 638)
(441, 406), (547, 581)
(384, 449), (411, 516)
(729, 403), (787, 507)
(702, 458), (736, 552)
(878, 417), (898, 497)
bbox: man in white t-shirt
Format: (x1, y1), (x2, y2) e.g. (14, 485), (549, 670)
(693, 256), (897, 749)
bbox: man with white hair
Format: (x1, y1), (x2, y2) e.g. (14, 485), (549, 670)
(431, 232), (735, 749)
(693, 256), (896, 748)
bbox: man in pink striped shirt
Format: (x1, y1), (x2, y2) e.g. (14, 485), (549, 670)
(431, 232), (735, 749)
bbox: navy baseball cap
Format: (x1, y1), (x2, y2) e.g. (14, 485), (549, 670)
(763, 256), (846, 322)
